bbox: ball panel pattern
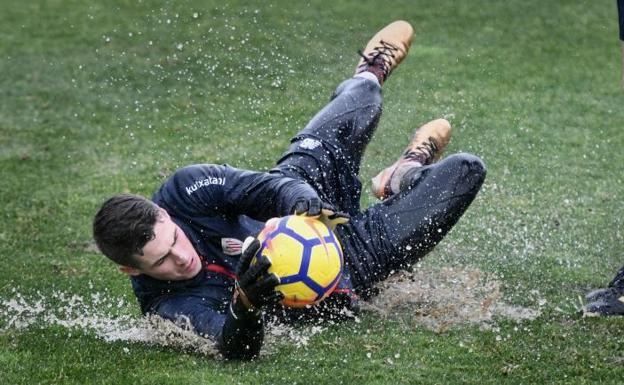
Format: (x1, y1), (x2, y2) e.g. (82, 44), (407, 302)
(284, 216), (331, 240)
(279, 282), (319, 307)
(254, 215), (343, 307)
(263, 233), (305, 278)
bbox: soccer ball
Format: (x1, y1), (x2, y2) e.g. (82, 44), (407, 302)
(254, 215), (343, 308)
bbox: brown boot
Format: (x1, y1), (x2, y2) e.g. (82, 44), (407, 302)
(371, 119), (452, 200)
(355, 20), (414, 85)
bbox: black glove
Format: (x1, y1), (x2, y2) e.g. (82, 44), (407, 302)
(293, 197), (350, 231)
(293, 197), (324, 216)
(234, 237), (282, 311)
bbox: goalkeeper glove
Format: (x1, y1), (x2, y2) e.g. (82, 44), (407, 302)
(233, 237), (282, 312)
(292, 197), (350, 231)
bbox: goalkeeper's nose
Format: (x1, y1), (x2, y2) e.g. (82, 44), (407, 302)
(170, 247), (189, 265)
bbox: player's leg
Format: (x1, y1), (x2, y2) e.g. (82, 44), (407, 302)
(292, 76), (382, 176)
(336, 146), (486, 295)
(295, 20), (414, 172)
(583, 265), (624, 316)
(271, 77), (380, 216)
(274, 19), (415, 170)
(272, 21), (413, 215)
(371, 118), (452, 200)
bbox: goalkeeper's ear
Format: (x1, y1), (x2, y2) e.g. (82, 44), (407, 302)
(119, 265), (141, 276)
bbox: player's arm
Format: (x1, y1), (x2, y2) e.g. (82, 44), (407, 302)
(221, 165), (323, 219)
(219, 166), (350, 224)
(149, 294), (265, 360)
(154, 163), (325, 220)
(222, 237), (282, 359)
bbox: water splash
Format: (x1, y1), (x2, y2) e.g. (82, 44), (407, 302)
(0, 289), (219, 356)
(363, 265), (540, 332)
(0, 266), (539, 356)
(0, 288), (327, 357)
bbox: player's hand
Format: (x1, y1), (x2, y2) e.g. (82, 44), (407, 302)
(234, 237), (282, 311)
(293, 197), (324, 216)
(293, 197), (349, 231)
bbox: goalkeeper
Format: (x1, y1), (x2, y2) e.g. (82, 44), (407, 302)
(93, 21), (486, 359)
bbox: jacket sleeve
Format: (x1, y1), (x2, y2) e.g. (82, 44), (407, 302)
(154, 164), (319, 221)
(150, 294), (264, 360)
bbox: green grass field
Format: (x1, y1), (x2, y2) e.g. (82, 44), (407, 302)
(2, 0), (624, 384)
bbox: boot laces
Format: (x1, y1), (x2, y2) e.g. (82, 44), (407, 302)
(357, 40), (401, 78)
(403, 137), (438, 164)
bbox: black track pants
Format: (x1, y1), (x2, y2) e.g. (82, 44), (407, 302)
(272, 77), (486, 297)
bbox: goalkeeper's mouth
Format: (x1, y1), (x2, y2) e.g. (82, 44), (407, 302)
(184, 255), (198, 275)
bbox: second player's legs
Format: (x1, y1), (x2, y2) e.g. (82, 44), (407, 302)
(337, 153), (487, 295)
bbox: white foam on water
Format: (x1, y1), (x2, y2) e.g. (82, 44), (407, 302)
(363, 265), (541, 332)
(0, 288), (219, 356)
(265, 322), (327, 351)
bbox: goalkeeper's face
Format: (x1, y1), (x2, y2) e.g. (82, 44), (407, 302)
(120, 209), (202, 281)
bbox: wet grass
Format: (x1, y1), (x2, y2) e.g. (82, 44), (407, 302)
(1, 0), (624, 384)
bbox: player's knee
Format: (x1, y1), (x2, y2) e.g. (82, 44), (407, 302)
(460, 153), (486, 177)
(333, 77), (382, 108)
(445, 153), (487, 185)
(357, 79), (383, 108)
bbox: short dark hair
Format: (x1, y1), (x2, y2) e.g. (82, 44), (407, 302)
(93, 194), (160, 268)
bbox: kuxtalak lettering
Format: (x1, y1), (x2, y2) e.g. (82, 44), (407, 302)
(185, 177), (226, 195)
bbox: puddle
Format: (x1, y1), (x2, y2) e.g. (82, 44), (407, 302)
(0, 266), (540, 356)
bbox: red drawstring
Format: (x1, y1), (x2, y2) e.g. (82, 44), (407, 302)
(204, 262), (237, 280)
